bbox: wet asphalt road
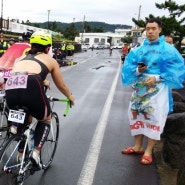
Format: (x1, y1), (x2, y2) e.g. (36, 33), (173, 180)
(1, 49), (159, 185)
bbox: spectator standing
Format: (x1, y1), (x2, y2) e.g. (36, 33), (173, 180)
(0, 33), (9, 57)
(9, 38), (16, 47)
(66, 43), (75, 56)
(121, 18), (185, 165)
(122, 44), (129, 55)
(121, 44), (129, 63)
(61, 43), (67, 59)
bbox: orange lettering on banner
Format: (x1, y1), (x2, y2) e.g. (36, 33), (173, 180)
(131, 121), (160, 131)
(130, 121), (144, 129)
(146, 123), (160, 131)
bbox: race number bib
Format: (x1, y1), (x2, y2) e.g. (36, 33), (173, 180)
(5, 74), (28, 90)
(8, 109), (26, 124)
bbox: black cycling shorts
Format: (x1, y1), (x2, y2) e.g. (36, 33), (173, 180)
(5, 75), (51, 120)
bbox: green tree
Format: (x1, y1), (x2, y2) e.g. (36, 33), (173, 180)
(51, 21), (58, 31)
(121, 36), (133, 44)
(33, 23), (40, 28)
(155, 0), (185, 50)
(132, 0), (185, 51)
(84, 21), (92, 33)
(25, 20), (31, 25)
(63, 22), (79, 41)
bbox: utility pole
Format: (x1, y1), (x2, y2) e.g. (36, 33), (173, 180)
(47, 10), (50, 33)
(137, 5), (141, 22)
(1, 0), (3, 32)
(81, 15), (85, 44)
(135, 5), (141, 44)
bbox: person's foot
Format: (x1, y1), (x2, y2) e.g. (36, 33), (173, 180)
(121, 147), (144, 155)
(30, 151), (42, 169)
(140, 155), (153, 165)
(10, 125), (17, 134)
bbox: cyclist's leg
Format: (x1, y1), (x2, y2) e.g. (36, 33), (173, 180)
(34, 115), (51, 154)
(30, 115), (51, 168)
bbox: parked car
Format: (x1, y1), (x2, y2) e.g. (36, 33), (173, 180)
(92, 43), (110, 49)
(112, 43), (123, 49)
(103, 43), (110, 49)
(81, 44), (90, 51)
(92, 43), (102, 49)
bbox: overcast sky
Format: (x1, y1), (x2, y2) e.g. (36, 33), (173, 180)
(2, 0), (185, 26)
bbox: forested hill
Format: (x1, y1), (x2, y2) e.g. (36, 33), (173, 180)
(36, 21), (132, 32)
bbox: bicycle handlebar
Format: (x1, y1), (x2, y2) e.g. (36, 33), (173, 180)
(47, 96), (71, 117)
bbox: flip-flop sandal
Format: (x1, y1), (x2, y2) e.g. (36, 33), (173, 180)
(121, 147), (144, 155)
(140, 155), (153, 165)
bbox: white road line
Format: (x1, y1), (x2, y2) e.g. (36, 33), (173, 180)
(77, 58), (122, 185)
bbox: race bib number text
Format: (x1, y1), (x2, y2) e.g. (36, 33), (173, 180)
(5, 74), (28, 90)
(8, 109), (26, 124)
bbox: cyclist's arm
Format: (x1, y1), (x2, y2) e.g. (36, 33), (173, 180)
(50, 59), (74, 105)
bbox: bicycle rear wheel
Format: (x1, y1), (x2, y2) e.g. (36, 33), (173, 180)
(0, 134), (23, 184)
(41, 112), (59, 170)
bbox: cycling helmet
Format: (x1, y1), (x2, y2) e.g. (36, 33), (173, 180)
(30, 31), (52, 46)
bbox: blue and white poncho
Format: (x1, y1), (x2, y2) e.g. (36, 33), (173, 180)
(121, 36), (185, 140)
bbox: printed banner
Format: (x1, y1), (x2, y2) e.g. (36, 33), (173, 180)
(128, 76), (169, 140)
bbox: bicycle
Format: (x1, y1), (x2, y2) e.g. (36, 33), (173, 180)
(0, 95), (71, 185)
(0, 71), (12, 148)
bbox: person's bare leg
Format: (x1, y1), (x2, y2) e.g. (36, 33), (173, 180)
(133, 134), (144, 151)
(141, 138), (156, 164)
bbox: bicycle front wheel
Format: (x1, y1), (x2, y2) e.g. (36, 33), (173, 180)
(41, 112), (59, 170)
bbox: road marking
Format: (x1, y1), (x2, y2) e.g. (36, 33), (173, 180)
(77, 57), (122, 185)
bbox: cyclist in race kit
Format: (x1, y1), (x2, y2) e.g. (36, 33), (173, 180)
(5, 31), (75, 168)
